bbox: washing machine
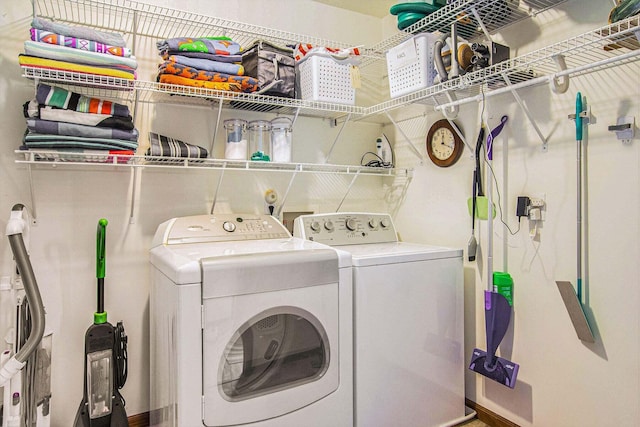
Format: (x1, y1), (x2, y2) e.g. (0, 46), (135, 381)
(149, 214), (353, 427)
(294, 212), (464, 427)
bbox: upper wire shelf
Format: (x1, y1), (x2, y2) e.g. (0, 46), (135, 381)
(32, 0), (358, 52)
(24, 0), (640, 120)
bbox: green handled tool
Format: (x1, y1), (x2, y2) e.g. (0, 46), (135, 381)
(74, 219), (129, 427)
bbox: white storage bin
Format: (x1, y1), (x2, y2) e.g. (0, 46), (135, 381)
(386, 33), (438, 98)
(297, 54), (358, 105)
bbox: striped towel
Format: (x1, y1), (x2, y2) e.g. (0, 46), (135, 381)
(147, 132), (208, 158)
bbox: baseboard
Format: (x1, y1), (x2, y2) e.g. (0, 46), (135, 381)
(128, 412), (150, 427)
(465, 399), (520, 427)
(128, 404), (518, 427)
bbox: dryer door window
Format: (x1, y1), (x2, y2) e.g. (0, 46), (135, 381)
(220, 308), (330, 401)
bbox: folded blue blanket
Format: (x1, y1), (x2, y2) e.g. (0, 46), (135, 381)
(169, 55), (243, 75)
(27, 118), (139, 141)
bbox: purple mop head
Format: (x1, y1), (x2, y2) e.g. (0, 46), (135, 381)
(469, 290), (519, 388)
(469, 348), (519, 388)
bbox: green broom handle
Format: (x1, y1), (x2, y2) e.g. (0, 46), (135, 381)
(95, 218), (108, 324)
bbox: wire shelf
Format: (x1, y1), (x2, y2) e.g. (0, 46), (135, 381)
(23, 1), (640, 123)
(369, 0), (567, 58)
(32, 0), (356, 50)
(15, 150), (411, 177)
(366, 15), (640, 116)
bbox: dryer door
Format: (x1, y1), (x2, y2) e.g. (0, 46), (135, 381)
(201, 251), (340, 426)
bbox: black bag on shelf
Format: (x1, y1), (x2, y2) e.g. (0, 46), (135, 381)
(242, 40), (296, 98)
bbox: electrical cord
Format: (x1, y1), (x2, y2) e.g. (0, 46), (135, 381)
(114, 321), (128, 389)
(478, 84), (521, 236)
(361, 134), (395, 168)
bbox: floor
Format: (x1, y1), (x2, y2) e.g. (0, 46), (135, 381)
(457, 419), (490, 427)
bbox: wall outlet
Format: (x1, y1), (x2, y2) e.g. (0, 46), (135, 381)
(530, 195), (545, 208)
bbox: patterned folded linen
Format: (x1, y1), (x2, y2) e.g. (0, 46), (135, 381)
(24, 133), (138, 151)
(157, 62), (258, 92)
(157, 37), (242, 57)
(23, 101), (134, 130)
(147, 132), (208, 158)
(19, 55), (136, 80)
(36, 84), (131, 118)
(32, 17), (126, 47)
(168, 55), (244, 75)
(161, 50), (242, 63)
(157, 74), (243, 92)
(27, 118), (138, 141)
(31, 28), (132, 57)
(24, 41), (138, 70)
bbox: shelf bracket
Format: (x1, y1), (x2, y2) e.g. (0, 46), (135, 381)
(384, 111), (424, 161)
(210, 98), (224, 155)
(291, 107), (301, 128)
(210, 163), (227, 214)
(129, 166), (141, 224)
(501, 72), (549, 151)
(27, 162), (38, 225)
(336, 170), (360, 212)
(325, 113), (351, 163)
(470, 7), (493, 42)
(275, 166), (300, 218)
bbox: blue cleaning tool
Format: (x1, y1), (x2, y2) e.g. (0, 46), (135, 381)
(555, 92), (596, 343)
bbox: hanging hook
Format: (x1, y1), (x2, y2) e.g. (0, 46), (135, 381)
(550, 54), (570, 94)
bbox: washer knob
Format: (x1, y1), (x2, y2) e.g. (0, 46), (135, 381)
(324, 221), (334, 231)
(345, 218), (358, 231)
(368, 218), (378, 229)
(310, 221), (321, 232)
(222, 221), (236, 232)
(380, 218), (390, 229)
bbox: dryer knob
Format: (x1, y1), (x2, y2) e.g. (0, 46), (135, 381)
(222, 221), (236, 232)
(310, 221), (321, 232)
(380, 218), (390, 229)
(324, 221), (334, 231)
(368, 218), (378, 229)
(345, 218), (358, 231)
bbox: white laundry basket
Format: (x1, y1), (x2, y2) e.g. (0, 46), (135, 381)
(386, 33), (438, 98)
(297, 54), (358, 105)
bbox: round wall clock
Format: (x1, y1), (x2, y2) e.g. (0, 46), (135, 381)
(426, 119), (464, 167)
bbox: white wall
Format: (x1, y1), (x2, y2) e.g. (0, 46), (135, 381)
(0, 1), (383, 424)
(391, 1), (640, 426)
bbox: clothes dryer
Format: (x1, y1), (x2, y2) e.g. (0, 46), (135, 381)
(294, 212), (464, 427)
(149, 214), (352, 427)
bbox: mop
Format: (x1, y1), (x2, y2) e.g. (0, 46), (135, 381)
(555, 92), (595, 343)
(469, 116), (519, 388)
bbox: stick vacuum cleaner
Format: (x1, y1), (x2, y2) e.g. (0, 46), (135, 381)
(468, 116), (520, 388)
(74, 219), (128, 427)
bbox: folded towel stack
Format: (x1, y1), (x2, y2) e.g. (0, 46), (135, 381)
(156, 37), (259, 93)
(21, 83), (138, 160)
(19, 17), (137, 80)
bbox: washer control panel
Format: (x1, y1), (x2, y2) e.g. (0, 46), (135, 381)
(162, 214), (291, 244)
(293, 212), (398, 245)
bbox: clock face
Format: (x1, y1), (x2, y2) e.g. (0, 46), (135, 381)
(426, 119), (464, 167)
(431, 128), (456, 160)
